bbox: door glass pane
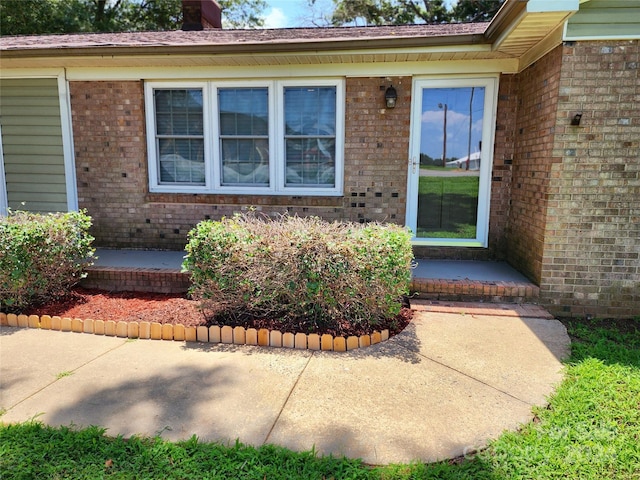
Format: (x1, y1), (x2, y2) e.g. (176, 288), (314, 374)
(417, 87), (485, 239)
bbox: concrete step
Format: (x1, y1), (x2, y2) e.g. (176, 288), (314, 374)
(81, 250), (539, 303)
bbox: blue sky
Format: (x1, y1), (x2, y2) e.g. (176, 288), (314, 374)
(261, 0), (458, 28)
(261, 0), (331, 28)
(420, 87), (485, 160)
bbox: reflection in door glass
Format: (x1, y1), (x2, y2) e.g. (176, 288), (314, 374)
(417, 87), (485, 239)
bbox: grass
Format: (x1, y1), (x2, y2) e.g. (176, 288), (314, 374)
(1, 318), (639, 479)
(417, 176), (479, 239)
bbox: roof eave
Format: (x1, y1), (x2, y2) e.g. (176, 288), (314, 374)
(484, 0), (528, 42)
(0, 32), (489, 59)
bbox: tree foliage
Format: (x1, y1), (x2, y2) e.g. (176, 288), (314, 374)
(452, 0), (504, 22)
(329, 0), (505, 26)
(0, 0), (266, 36)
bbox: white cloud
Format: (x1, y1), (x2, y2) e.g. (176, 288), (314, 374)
(263, 7), (289, 28)
(421, 109), (470, 127)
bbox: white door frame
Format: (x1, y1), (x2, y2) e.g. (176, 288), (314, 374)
(57, 73), (78, 211)
(406, 75), (498, 247)
(0, 123), (8, 216)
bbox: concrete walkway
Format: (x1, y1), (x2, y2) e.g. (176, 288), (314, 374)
(0, 301), (569, 465)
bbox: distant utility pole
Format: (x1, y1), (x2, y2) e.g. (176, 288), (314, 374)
(466, 87), (474, 171)
(438, 102), (447, 167)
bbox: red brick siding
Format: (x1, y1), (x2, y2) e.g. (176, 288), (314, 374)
(489, 74), (518, 259)
(71, 81), (151, 247)
(542, 40), (640, 318)
(71, 77), (409, 249)
(506, 46), (564, 284)
(343, 77), (410, 225)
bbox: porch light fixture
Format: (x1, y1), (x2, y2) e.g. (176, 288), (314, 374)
(385, 85), (398, 108)
(571, 112), (583, 126)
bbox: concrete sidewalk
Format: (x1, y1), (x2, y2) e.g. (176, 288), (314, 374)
(0, 302), (569, 465)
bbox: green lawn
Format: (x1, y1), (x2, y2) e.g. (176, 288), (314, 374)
(417, 175), (479, 239)
(1, 318), (639, 479)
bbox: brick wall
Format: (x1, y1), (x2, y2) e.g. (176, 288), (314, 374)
(70, 77), (409, 249)
(342, 77), (410, 225)
(71, 81), (151, 247)
(489, 74), (518, 259)
(506, 46), (564, 284)
(542, 40), (640, 318)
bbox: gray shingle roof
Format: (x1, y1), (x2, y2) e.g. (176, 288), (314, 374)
(0, 23), (489, 52)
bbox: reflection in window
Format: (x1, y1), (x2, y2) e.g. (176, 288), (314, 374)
(219, 88), (269, 186)
(147, 81), (342, 195)
(417, 87), (485, 239)
(284, 87), (336, 187)
(154, 89), (205, 184)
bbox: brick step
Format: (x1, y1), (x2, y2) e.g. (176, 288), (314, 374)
(81, 265), (539, 304)
(410, 277), (539, 304)
(80, 266), (190, 294)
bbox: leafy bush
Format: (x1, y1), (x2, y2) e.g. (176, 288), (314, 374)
(183, 214), (413, 332)
(0, 210), (95, 312)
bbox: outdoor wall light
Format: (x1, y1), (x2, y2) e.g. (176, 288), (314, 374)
(571, 112), (583, 126)
(385, 85), (398, 108)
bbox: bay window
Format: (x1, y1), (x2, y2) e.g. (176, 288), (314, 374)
(145, 79), (344, 195)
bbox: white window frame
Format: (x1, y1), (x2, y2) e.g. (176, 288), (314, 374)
(145, 79), (344, 196)
(145, 81), (211, 193)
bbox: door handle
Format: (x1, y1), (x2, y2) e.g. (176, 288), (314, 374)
(409, 156), (418, 174)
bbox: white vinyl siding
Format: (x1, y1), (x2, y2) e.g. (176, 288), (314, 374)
(0, 78), (68, 213)
(565, 0), (640, 40)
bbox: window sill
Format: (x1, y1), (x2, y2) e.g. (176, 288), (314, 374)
(145, 192), (344, 207)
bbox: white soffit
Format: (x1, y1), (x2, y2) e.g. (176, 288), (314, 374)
(493, 0), (579, 68)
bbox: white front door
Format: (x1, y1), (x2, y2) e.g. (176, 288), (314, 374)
(407, 77), (498, 247)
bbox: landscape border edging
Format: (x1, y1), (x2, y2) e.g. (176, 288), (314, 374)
(0, 312), (390, 352)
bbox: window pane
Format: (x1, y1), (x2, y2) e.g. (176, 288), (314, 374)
(416, 87), (485, 239)
(154, 88), (204, 186)
(219, 88), (268, 136)
(285, 138), (335, 186)
(284, 87), (336, 135)
(220, 138), (269, 186)
(284, 87), (336, 187)
(158, 138), (205, 184)
(154, 89), (203, 136)
(218, 88), (269, 186)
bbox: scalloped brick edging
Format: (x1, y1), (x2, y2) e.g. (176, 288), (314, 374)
(0, 312), (390, 352)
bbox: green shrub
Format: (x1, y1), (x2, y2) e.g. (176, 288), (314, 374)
(183, 214), (413, 332)
(0, 210), (95, 312)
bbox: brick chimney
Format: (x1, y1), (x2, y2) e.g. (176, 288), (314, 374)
(182, 0), (222, 30)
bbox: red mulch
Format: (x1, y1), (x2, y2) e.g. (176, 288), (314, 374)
(24, 287), (412, 337)
(25, 288), (206, 327)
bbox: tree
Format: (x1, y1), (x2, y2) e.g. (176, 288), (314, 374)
(328, 0), (504, 26)
(0, 0), (266, 36)
(220, 0), (266, 28)
(452, 0), (503, 22)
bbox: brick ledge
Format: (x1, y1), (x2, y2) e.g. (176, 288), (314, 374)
(411, 277), (539, 303)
